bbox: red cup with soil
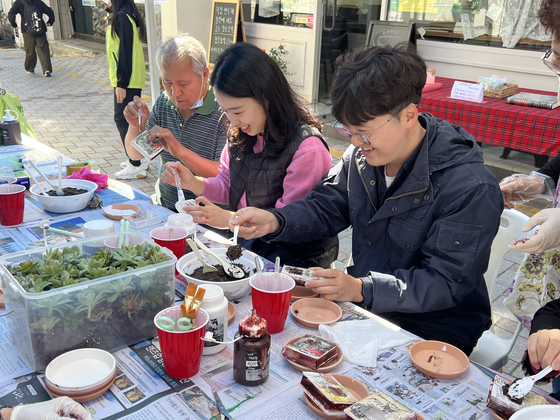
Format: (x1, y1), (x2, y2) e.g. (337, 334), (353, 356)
(250, 273), (295, 334)
(0, 184), (25, 226)
(154, 306), (208, 379)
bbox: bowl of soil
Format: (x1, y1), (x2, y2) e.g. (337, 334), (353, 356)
(30, 179), (97, 213)
(177, 247), (264, 300)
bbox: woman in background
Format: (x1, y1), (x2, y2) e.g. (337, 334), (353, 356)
(106, 0), (148, 180)
(162, 43), (338, 268)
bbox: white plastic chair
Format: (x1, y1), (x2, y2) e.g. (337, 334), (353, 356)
(469, 208), (535, 370)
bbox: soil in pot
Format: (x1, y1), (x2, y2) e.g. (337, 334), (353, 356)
(190, 263), (253, 282)
(45, 187), (88, 196)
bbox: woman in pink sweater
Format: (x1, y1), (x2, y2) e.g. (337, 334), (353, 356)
(161, 43), (337, 268)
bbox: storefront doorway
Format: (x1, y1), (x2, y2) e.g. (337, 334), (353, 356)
(316, 0), (382, 104)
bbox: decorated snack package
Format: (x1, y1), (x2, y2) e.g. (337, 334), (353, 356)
(486, 373), (556, 419)
(282, 265), (325, 286)
(344, 391), (417, 420)
(300, 372), (358, 415)
(282, 335), (338, 370)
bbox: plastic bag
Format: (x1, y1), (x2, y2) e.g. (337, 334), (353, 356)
(500, 172), (556, 207)
(318, 318), (415, 367)
(65, 167), (108, 192)
(0, 93), (37, 139)
(478, 75), (507, 91)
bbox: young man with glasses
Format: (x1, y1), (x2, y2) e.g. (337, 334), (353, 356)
(230, 44), (504, 355)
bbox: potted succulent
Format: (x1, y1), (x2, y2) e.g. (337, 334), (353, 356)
(0, 234), (176, 371)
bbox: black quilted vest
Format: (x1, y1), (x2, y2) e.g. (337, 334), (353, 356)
(228, 124), (328, 211)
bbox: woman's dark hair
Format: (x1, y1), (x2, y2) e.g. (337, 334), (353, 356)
(331, 43), (426, 126)
(539, 0), (560, 42)
(110, 0), (146, 42)
(210, 43), (321, 156)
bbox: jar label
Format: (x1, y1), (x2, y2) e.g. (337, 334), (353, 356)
(245, 349), (269, 382)
(204, 317), (224, 347)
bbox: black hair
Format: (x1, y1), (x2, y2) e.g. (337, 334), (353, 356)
(331, 43), (426, 126)
(110, 0), (146, 43)
(209, 42), (321, 156)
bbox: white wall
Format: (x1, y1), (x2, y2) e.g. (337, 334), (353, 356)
(244, 23), (316, 102)
(160, 0), (213, 48)
(418, 40), (558, 92)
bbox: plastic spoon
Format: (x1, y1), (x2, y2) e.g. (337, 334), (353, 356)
(193, 236), (245, 279)
(23, 163), (49, 197)
(187, 238), (218, 274)
(27, 159), (57, 192)
(227, 225), (242, 261)
(507, 365), (554, 399)
(56, 156), (64, 196)
(275, 256), (280, 273)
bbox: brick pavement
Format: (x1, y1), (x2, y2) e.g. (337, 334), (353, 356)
(0, 45), (551, 391)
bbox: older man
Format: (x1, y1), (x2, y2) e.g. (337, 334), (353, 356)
(231, 44), (504, 354)
(123, 35), (227, 210)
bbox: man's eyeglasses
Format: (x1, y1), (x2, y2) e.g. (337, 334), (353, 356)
(332, 114), (396, 146)
(542, 49), (560, 75)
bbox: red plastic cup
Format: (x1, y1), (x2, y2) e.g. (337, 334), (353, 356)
(150, 227), (188, 259)
(154, 306), (208, 379)
(250, 273), (295, 334)
(0, 184), (25, 226)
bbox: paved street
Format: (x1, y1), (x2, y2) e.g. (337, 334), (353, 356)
(0, 44), (552, 392)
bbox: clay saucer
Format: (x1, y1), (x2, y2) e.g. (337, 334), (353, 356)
(303, 373), (369, 419)
(291, 298), (342, 328)
(409, 340), (469, 380)
(228, 301), (236, 324)
(283, 336), (343, 373)
(45, 371), (116, 403)
(291, 285), (319, 301)
(489, 409), (506, 420)
(103, 204), (141, 220)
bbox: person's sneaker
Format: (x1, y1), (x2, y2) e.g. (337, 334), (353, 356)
(45, 71), (51, 77)
(120, 159), (150, 169)
(27, 71), (35, 75)
(115, 163), (147, 180)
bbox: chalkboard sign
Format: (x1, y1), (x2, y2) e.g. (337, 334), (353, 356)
(208, 0), (246, 67)
(365, 21), (416, 48)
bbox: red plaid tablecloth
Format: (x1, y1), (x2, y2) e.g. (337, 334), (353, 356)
(418, 77), (560, 157)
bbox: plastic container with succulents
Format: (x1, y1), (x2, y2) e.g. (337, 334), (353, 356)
(0, 231), (176, 372)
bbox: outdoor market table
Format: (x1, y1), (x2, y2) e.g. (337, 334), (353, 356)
(0, 209), (506, 420)
(418, 77), (560, 168)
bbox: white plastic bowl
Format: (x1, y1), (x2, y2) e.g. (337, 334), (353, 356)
(45, 348), (116, 393)
(177, 247), (264, 300)
(29, 179), (97, 213)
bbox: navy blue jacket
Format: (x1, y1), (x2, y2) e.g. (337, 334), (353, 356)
(268, 113), (504, 354)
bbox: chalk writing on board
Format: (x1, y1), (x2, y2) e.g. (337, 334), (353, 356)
(366, 21), (415, 47)
(209, 2), (239, 65)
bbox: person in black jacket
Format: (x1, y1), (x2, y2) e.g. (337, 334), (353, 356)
(8, 0), (54, 76)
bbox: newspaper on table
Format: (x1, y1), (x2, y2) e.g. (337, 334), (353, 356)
(0, 281), (502, 420)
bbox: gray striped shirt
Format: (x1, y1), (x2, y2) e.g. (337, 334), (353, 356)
(147, 87), (227, 211)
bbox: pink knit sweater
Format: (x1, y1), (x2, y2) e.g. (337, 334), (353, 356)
(202, 135), (332, 209)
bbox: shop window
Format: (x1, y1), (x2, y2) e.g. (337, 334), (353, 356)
(387, 0), (551, 51)
(241, 0), (314, 28)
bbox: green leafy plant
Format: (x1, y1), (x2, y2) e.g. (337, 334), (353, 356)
(269, 43), (293, 77)
(5, 243), (174, 370)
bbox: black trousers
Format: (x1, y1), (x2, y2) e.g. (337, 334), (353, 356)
(113, 87), (142, 166)
(22, 32), (52, 73)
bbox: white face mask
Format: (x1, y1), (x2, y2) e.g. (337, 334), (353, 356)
(189, 81), (205, 109)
